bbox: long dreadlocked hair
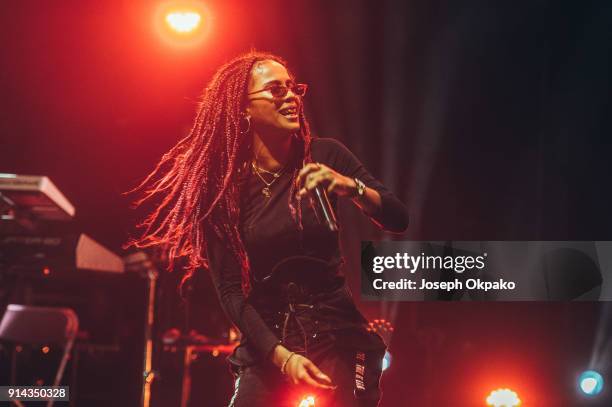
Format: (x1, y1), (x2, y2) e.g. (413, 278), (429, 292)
(126, 51), (313, 295)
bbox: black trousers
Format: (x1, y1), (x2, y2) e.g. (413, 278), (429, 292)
(227, 333), (385, 407)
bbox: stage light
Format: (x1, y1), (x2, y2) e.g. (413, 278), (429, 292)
(297, 395), (315, 407)
(486, 388), (521, 407)
(154, 1), (211, 48)
(165, 10), (201, 33)
(382, 350), (392, 371)
(578, 370), (604, 396)
(367, 318), (394, 334)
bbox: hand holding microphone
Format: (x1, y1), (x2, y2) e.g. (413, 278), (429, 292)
(295, 162), (363, 231)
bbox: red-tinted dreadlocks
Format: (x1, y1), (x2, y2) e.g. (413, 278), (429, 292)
(127, 51), (313, 295)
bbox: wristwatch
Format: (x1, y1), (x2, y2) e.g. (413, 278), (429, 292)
(353, 177), (366, 197)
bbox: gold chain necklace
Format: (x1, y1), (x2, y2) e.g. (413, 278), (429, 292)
(251, 161), (286, 198)
(252, 162), (283, 176)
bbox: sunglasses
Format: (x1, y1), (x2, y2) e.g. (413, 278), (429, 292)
(247, 83), (308, 99)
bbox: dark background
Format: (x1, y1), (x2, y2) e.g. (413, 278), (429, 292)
(1, 1), (611, 406)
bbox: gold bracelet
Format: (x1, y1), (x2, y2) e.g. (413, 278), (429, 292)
(280, 351), (296, 375)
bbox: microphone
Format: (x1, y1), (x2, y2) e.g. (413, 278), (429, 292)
(312, 186), (339, 232)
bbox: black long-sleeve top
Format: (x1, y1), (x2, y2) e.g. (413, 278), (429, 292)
(205, 137), (409, 366)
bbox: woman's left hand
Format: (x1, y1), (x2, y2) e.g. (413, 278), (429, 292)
(296, 162), (356, 199)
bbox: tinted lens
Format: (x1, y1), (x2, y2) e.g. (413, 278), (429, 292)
(293, 84), (307, 97)
(269, 85), (287, 98)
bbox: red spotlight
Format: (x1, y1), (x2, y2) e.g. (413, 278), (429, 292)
(165, 10), (201, 33)
(368, 318), (394, 334)
(486, 388), (521, 406)
(154, 1), (211, 48)
(297, 395), (315, 407)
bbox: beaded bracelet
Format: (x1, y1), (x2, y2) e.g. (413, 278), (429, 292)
(280, 351), (297, 375)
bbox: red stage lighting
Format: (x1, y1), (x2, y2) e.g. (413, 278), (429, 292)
(486, 388), (521, 406)
(297, 395), (316, 407)
(154, 1), (211, 48)
(165, 10), (201, 33)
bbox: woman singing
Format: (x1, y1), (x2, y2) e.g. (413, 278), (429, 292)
(131, 51), (409, 406)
